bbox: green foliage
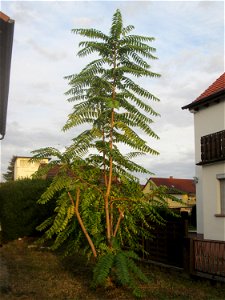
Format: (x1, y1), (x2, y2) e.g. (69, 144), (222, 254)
(92, 251), (114, 286)
(32, 154), (173, 255)
(31, 158), (105, 254)
(0, 178), (55, 241)
(92, 246), (149, 298)
(31, 8), (169, 297)
(63, 9), (160, 179)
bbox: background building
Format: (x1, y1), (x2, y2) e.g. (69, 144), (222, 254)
(14, 156), (49, 180)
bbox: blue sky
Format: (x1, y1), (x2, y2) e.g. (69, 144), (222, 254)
(0, 0), (224, 183)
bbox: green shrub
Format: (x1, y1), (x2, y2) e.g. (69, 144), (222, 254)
(0, 178), (55, 242)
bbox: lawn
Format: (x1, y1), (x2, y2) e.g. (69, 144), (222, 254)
(0, 238), (225, 300)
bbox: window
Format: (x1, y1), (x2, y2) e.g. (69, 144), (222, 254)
(216, 174), (225, 216)
(20, 159), (30, 167)
(220, 179), (225, 214)
(198, 130), (225, 165)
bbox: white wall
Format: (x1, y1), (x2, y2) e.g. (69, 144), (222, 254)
(193, 99), (225, 241)
(194, 101), (225, 163)
(202, 164), (225, 241)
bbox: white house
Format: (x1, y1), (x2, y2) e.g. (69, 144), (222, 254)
(183, 73), (225, 241)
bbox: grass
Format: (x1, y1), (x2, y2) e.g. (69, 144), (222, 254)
(0, 237), (225, 300)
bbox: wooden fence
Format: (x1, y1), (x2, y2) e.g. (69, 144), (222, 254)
(143, 216), (188, 268)
(141, 214), (225, 282)
(190, 238), (225, 280)
(142, 222), (225, 282)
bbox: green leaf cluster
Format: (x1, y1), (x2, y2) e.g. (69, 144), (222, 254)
(63, 9), (160, 178)
(92, 245), (149, 298)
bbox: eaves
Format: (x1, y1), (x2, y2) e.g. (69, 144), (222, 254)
(0, 12), (14, 140)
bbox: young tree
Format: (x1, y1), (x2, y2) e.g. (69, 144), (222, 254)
(32, 9), (172, 297)
(64, 8), (160, 243)
(2, 156), (16, 182)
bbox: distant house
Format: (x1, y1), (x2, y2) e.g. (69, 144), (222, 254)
(14, 156), (49, 180)
(0, 11), (14, 140)
(182, 73), (225, 241)
(37, 163), (76, 180)
(143, 176), (196, 212)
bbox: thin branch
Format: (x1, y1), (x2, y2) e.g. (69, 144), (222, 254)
(110, 201), (114, 236)
(113, 208), (124, 237)
(102, 127), (108, 187)
(68, 191), (97, 258)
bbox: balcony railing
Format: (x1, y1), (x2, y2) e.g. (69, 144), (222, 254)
(199, 130), (225, 165)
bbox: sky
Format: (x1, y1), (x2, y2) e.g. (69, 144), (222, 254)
(0, 0), (224, 183)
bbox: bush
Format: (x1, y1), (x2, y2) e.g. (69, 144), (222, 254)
(0, 178), (55, 242)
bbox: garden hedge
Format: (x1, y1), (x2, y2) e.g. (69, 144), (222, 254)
(0, 178), (55, 241)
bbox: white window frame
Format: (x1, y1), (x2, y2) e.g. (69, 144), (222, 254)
(216, 174), (225, 216)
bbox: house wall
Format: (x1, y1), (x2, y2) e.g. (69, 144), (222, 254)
(143, 181), (196, 209)
(14, 157), (49, 180)
(193, 100), (225, 241)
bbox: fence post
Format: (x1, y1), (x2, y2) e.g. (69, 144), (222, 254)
(182, 217), (189, 272)
(183, 237), (189, 272)
(189, 238), (195, 275)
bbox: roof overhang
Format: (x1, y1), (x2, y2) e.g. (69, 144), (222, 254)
(182, 90), (225, 111)
(0, 12), (14, 140)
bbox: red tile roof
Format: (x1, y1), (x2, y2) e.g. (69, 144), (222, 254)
(148, 177), (196, 194)
(46, 164), (61, 179)
(182, 72), (225, 110)
(39, 163), (120, 184)
(0, 11), (10, 22)
(194, 73), (225, 103)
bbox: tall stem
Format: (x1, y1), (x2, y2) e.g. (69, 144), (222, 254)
(105, 45), (117, 245)
(102, 128), (108, 187)
(104, 108), (114, 244)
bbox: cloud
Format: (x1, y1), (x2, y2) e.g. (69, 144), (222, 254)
(73, 16), (103, 27)
(27, 38), (67, 61)
(1, 1), (224, 184)
(3, 1), (40, 24)
(30, 82), (51, 94)
(119, 1), (151, 17)
(1, 121), (73, 176)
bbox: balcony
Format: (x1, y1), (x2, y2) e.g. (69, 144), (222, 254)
(197, 130), (225, 165)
